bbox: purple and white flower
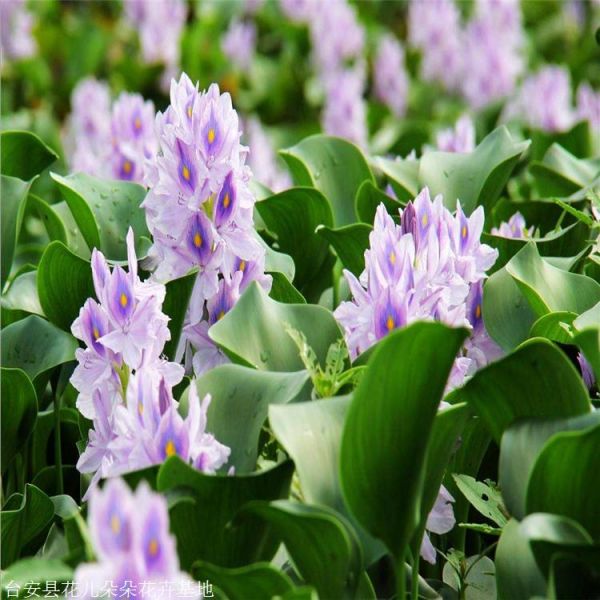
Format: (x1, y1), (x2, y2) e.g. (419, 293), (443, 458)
(436, 116), (476, 153)
(0, 0), (36, 61)
(491, 212), (533, 239)
(222, 19), (257, 71)
(373, 34), (409, 119)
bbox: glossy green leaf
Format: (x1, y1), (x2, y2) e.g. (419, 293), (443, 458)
(370, 156), (419, 200)
(506, 243), (600, 317)
(50, 172), (150, 261)
(573, 305), (600, 382)
(340, 322), (468, 560)
(190, 365), (311, 472)
(499, 412), (600, 520)
(28, 194), (67, 244)
(268, 272), (306, 304)
(162, 270), (197, 361)
(209, 282), (344, 372)
(1, 316), (78, 383)
(1, 270), (44, 320)
(269, 396), (386, 566)
(156, 457), (294, 569)
(280, 135), (375, 226)
(1, 484), (55, 568)
(354, 180), (404, 224)
(526, 424), (600, 540)
(495, 518), (546, 600)
(50, 201), (91, 259)
(0, 130), (58, 181)
(317, 223), (371, 276)
(418, 126), (530, 215)
(192, 560), (295, 600)
(256, 187), (333, 294)
(1, 368), (37, 474)
(528, 311), (577, 344)
(240, 500), (362, 599)
(454, 338), (591, 443)
(1, 175), (31, 288)
(37, 241), (94, 331)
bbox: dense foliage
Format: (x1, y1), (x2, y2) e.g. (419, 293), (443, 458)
(1, 1), (600, 599)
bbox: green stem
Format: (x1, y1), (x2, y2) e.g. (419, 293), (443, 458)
(54, 397), (63, 495)
(332, 260), (340, 309)
(411, 549), (420, 600)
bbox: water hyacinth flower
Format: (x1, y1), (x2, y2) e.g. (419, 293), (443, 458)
(65, 80), (157, 184)
(505, 66), (575, 132)
(0, 0), (36, 61)
(576, 82), (600, 130)
(244, 117), (292, 192)
(578, 352), (596, 391)
(421, 485), (455, 564)
(436, 115), (475, 153)
(279, 0), (315, 22)
(143, 73), (271, 376)
(334, 189), (498, 389)
(491, 212), (533, 239)
(222, 19), (257, 71)
(72, 479), (201, 599)
(373, 34), (409, 119)
(408, 0), (464, 92)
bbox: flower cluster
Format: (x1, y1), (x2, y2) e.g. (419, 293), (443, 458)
(71, 229), (229, 491)
(491, 212), (533, 239)
(0, 0), (36, 61)
(122, 0), (187, 90)
(65, 78), (157, 184)
(408, 0), (523, 109)
(435, 115), (476, 153)
(221, 19), (257, 71)
(142, 73), (271, 376)
(72, 479), (200, 599)
(373, 34), (409, 119)
(244, 117), (292, 193)
(334, 189), (499, 387)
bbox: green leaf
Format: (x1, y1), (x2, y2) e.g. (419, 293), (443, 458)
(454, 338), (591, 443)
(483, 265), (538, 351)
(0, 316), (78, 384)
(162, 271), (197, 361)
(505, 243), (600, 317)
(442, 555), (497, 600)
(0, 131), (58, 181)
(1, 175), (31, 288)
(256, 187), (333, 295)
(269, 396), (386, 566)
(526, 423), (600, 541)
(499, 412), (600, 520)
(418, 126), (530, 215)
(495, 519), (548, 600)
(156, 457), (294, 569)
(50, 201), (91, 259)
(280, 135), (375, 226)
(528, 311), (577, 344)
(370, 156), (419, 201)
(0, 557), (73, 598)
(37, 241), (94, 331)
(0, 368), (37, 474)
(50, 172), (150, 261)
(452, 475), (508, 528)
(1, 484), (54, 568)
(240, 500), (362, 599)
(317, 223), (371, 276)
(354, 180), (404, 224)
(1, 270), (44, 320)
(188, 365), (311, 472)
(340, 322), (468, 560)
(28, 194), (67, 244)
(191, 560), (295, 600)
(209, 282), (344, 372)
(268, 272), (306, 304)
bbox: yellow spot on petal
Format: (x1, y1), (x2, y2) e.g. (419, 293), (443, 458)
(134, 118), (141, 130)
(193, 232), (203, 248)
(165, 440), (176, 457)
(149, 539), (159, 556)
(239, 260), (246, 272)
(386, 315), (395, 331)
(138, 401), (144, 416)
(421, 214), (428, 227)
(217, 310), (225, 321)
(93, 326), (100, 340)
(182, 165), (191, 181)
(389, 251), (396, 265)
(187, 105), (193, 118)
(461, 225), (467, 239)
(123, 160), (132, 175)
(475, 304), (481, 319)
(207, 128), (215, 144)
(120, 293), (128, 308)
(111, 515), (120, 534)
(223, 193), (230, 208)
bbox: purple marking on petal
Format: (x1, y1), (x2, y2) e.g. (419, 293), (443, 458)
(186, 212), (213, 265)
(176, 139), (197, 192)
(111, 267), (135, 323)
(214, 171), (236, 227)
(202, 106), (221, 157)
(374, 288), (405, 340)
(118, 155), (136, 181)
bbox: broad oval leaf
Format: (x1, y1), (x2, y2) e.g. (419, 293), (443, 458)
(317, 223), (371, 276)
(0, 130), (58, 181)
